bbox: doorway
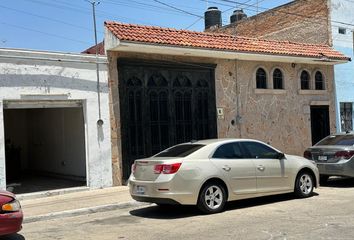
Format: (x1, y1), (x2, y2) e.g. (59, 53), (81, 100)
(3, 105), (87, 194)
(118, 60), (218, 179)
(310, 105), (330, 145)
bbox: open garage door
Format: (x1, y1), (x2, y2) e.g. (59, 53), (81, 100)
(3, 101), (86, 194)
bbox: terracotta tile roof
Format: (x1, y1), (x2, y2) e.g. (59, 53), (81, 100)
(105, 21), (349, 61)
(82, 41), (105, 55)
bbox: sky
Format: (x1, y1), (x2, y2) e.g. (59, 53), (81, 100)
(0, 0), (291, 53)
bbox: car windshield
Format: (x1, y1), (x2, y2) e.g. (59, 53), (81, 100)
(155, 144), (205, 157)
(316, 135), (354, 146)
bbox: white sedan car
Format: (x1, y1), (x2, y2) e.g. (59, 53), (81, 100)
(129, 139), (319, 214)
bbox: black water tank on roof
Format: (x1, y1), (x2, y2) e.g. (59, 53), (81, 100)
(230, 9), (247, 24)
(204, 7), (222, 30)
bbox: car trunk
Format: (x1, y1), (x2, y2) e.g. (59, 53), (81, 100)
(133, 158), (183, 181)
(310, 146), (352, 163)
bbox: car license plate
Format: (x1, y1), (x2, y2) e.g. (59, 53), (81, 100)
(318, 155), (327, 161)
(135, 185), (146, 195)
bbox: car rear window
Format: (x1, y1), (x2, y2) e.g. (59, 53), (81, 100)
(316, 135), (354, 146)
(155, 144), (205, 157)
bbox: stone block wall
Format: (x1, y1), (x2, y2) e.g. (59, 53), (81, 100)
(210, 0), (331, 45)
(108, 53), (123, 186)
(216, 60), (336, 155)
(107, 51), (335, 183)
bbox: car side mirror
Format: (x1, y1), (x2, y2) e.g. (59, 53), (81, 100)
(278, 152), (285, 160)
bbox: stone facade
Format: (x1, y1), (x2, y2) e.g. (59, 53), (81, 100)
(108, 52), (123, 186)
(209, 0), (354, 133)
(215, 59), (335, 154)
(210, 0), (332, 45)
(107, 50), (336, 182)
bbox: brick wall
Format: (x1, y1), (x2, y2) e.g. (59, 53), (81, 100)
(210, 0), (331, 45)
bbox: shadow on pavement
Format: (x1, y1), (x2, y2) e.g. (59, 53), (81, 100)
(0, 234), (25, 240)
(130, 204), (199, 219)
(129, 192), (319, 219)
(321, 177), (354, 188)
(225, 192), (318, 211)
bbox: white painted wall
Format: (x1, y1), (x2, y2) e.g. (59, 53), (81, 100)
(0, 48), (112, 190)
(330, 0), (354, 49)
(330, 0), (354, 131)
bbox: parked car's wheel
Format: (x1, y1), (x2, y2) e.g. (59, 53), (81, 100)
(294, 171), (314, 198)
(320, 175), (329, 185)
(197, 182), (226, 214)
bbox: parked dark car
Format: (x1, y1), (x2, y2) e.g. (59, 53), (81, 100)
(304, 132), (354, 183)
(0, 190), (23, 236)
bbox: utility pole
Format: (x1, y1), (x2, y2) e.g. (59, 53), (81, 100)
(85, 0), (103, 126)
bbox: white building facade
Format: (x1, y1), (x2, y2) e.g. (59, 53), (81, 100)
(330, 0), (354, 132)
(0, 48), (112, 191)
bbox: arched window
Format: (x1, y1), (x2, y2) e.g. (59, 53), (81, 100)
(300, 70), (310, 90)
(256, 68), (267, 89)
(273, 68), (283, 89)
(315, 71), (325, 90)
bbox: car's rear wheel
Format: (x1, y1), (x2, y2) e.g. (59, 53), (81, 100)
(197, 182), (226, 214)
(294, 171), (314, 198)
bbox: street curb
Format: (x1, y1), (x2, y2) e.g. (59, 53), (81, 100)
(17, 186), (90, 201)
(23, 201), (151, 223)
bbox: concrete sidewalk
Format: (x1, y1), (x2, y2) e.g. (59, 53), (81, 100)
(19, 186), (149, 223)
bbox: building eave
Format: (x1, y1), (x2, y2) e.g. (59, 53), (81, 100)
(0, 48), (108, 64)
(107, 41), (348, 65)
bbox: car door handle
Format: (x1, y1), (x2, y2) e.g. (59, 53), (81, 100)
(222, 166), (231, 172)
(257, 165), (265, 171)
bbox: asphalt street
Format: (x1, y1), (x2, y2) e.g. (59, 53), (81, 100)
(3, 178), (354, 240)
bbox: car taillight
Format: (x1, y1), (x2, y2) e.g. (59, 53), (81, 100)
(334, 151), (354, 160)
(131, 162), (136, 173)
(304, 150), (312, 159)
(154, 163), (182, 174)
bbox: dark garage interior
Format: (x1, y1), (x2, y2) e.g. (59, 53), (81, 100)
(4, 107), (87, 194)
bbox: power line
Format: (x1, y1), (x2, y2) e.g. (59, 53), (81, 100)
(24, 0), (162, 27)
(25, 0), (92, 14)
(0, 21), (91, 45)
(0, 4), (101, 34)
(213, 0), (354, 28)
(184, 0), (266, 29)
(204, 0), (265, 12)
(219, 0), (268, 23)
(184, 0), (245, 29)
(152, 0), (203, 18)
(100, 0), (203, 17)
(152, 0), (233, 26)
(234, 0), (255, 9)
(185, 17), (203, 30)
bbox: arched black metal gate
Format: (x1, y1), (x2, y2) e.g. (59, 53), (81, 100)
(118, 60), (217, 179)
